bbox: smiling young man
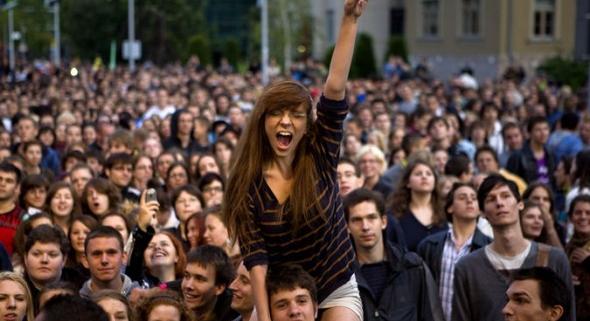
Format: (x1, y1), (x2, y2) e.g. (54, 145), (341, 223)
(267, 264), (318, 321)
(452, 174), (574, 321)
(181, 245), (237, 321)
(79, 226), (139, 299)
(229, 261), (255, 321)
(502, 267), (570, 321)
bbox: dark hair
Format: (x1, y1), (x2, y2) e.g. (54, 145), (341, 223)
(91, 290), (134, 321)
(84, 226), (124, 254)
(197, 172), (225, 191)
(522, 182), (555, 216)
(343, 188), (385, 221)
(474, 145), (499, 165)
(390, 158), (444, 225)
(444, 182), (477, 222)
(25, 225), (69, 255)
(100, 212), (133, 237)
(39, 281), (77, 297)
(19, 174), (50, 209)
(86, 149), (105, 166)
(171, 185), (204, 210)
(105, 152), (134, 169)
(427, 116), (449, 133)
(40, 295), (108, 321)
(136, 291), (192, 321)
(568, 194), (590, 218)
(560, 112), (579, 131)
(81, 178), (121, 217)
(338, 158), (361, 177)
(444, 154), (471, 178)
(510, 267), (570, 319)
(13, 212), (53, 258)
(501, 122), (521, 138)
(477, 174), (520, 211)
(186, 245), (235, 287)
(61, 150), (87, 171)
(527, 116), (549, 133)
(184, 213), (206, 249)
(46, 182), (80, 224)
(0, 161), (22, 184)
(574, 150), (590, 190)
(266, 264), (317, 304)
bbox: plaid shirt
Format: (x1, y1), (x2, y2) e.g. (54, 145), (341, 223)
(440, 229), (474, 321)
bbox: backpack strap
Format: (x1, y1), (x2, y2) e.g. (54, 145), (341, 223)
(535, 243), (551, 267)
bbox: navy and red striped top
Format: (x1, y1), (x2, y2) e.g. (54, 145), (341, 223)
(240, 95), (355, 302)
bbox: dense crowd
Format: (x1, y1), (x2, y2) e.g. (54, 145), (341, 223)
(0, 1), (587, 321)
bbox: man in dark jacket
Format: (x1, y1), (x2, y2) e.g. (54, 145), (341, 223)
(417, 182), (491, 321)
(506, 116), (556, 188)
(343, 188), (443, 321)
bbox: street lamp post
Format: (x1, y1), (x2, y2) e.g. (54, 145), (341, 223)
(128, 0), (135, 71)
(53, 0), (60, 66)
(4, 1), (15, 72)
(261, 0), (269, 85)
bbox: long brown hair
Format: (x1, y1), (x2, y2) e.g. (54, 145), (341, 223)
(389, 158), (445, 225)
(223, 81), (319, 245)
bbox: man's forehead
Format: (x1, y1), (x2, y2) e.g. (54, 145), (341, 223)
(271, 287), (312, 302)
(507, 279), (539, 297)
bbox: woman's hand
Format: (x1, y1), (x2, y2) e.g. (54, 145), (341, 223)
(344, 0), (368, 20)
(138, 190), (159, 232)
(571, 247), (590, 264)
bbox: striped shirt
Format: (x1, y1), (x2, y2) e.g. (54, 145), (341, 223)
(440, 229), (474, 321)
(240, 95), (355, 302)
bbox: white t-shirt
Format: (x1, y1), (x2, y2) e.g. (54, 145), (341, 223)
(485, 241), (532, 270)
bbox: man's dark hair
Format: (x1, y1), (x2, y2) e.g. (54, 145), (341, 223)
(343, 188), (385, 221)
(0, 161), (22, 184)
(86, 149), (105, 166)
(25, 225), (69, 255)
(427, 116), (449, 133)
(475, 145), (499, 165)
(444, 154), (471, 178)
(84, 226), (124, 254)
(39, 281), (77, 297)
(39, 295), (108, 321)
(197, 172), (225, 192)
(502, 122), (521, 138)
(266, 264), (317, 304)
(105, 152), (134, 169)
(477, 174), (520, 211)
(568, 194), (590, 218)
(186, 245), (235, 287)
(510, 267), (570, 320)
(527, 116), (549, 133)
(338, 158), (361, 177)
(560, 112), (579, 131)
(444, 182), (477, 222)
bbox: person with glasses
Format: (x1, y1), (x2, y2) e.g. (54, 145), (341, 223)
(104, 153), (141, 204)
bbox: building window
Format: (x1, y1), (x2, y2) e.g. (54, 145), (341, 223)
(533, 0), (556, 38)
(421, 0), (440, 37)
(462, 0), (480, 36)
(390, 8), (404, 35)
(326, 9), (335, 43)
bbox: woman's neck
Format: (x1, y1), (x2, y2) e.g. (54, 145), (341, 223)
(364, 175), (379, 189)
(410, 191), (432, 208)
(152, 266), (177, 283)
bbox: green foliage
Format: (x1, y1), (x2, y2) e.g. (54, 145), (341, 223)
(351, 33), (377, 79)
(537, 56), (588, 91)
(223, 38), (241, 69)
(187, 34), (212, 66)
(385, 35), (408, 63)
(0, 0), (53, 58)
(323, 45), (334, 69)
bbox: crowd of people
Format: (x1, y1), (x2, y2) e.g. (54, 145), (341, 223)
(0, 0), (587, 320)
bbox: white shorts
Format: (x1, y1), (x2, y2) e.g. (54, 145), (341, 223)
(319, 274), (363, 321)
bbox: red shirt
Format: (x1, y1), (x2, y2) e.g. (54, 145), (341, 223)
(0, 204), (22, 255)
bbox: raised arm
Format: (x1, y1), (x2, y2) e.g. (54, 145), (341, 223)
(324, 0), (367, 100)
